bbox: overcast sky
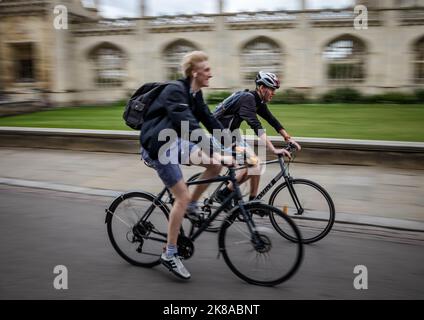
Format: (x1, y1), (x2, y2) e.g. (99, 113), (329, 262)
(89, 0), (355, 19)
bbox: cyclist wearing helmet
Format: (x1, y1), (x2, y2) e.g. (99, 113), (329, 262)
(214, 71), (301, 202)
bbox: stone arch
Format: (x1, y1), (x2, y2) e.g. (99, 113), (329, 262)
(411, 35), (424, 83)
(87, 41), (128, 59)
(239, 36), (284, 86)
(322, 34), (368, 84)
(87, 42), (128, 87)
(321, 34), (368, 53)
(239, 36), (283, 52)
(162, 39), (200, 80)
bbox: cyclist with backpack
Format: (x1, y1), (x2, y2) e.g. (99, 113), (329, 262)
(214, 71), (301, 202)
(139, 51), (233, 280)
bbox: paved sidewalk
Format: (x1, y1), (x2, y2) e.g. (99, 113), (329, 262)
(0, 147), (423, 231)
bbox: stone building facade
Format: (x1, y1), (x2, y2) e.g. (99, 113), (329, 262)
(0, 0), (424, 105)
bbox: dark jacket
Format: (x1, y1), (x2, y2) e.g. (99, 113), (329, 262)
(216, 90), (284, 135)
(140, 77), (223, 160)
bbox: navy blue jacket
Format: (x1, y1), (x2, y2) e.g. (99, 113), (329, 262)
(140, 77), (223, 160)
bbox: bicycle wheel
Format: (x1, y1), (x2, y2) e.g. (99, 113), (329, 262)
(218, 203), (303, 286)
(269, 179), (335, 244)
(106, 192), (169, 267)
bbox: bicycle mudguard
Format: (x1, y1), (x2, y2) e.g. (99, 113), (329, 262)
(104, 191), (169, 224)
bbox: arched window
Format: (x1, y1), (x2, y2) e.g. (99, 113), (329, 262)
(413, 36), (424, 84)
(11, 42), (35, 83)
(163, 40), (198, 80)
(89, 43), (126, 87)
(241, 37), (282, 86)
(323, 35), (366, 84)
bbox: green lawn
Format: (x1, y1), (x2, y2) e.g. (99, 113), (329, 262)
(0, 103), (423, 142)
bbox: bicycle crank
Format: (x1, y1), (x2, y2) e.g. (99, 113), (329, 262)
(177, 235), (195, 260)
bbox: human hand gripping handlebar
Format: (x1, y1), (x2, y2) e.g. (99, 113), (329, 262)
(285, 141), (298, 154)
(278, 142), (298, 159)
(275, 142), (298, 160)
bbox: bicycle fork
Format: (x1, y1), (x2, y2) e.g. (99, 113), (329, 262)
(232, 176), (266, 250)
(285, 177), (304, 215)
(277, 155), (303, 215)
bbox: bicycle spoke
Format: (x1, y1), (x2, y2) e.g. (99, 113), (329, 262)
(106, 192), (169, 268)
(219, 203), (303, 286)
(113, 213), (132, 229)
(269, 179), (335, 243)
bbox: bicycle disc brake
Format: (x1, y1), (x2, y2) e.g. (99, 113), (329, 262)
(251, 234), (271, 253)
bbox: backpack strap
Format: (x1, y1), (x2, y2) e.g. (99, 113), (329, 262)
(214, 89), (252, 119)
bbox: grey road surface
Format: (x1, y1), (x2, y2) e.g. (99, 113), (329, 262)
(0, 185), (423, 300)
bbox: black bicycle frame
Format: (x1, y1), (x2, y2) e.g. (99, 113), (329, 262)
(137, 167), (261, 243)
(253, 155), (304, 214)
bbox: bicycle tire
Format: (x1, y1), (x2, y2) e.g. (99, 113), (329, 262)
(106, 191), (169, 267)
(269, 179), (335, 244)
(218, 203), (303, 286)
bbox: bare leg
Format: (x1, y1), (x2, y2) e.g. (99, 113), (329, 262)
(249, 174), (260, 198)
(228, 163), (261, 197)
(167, 179), (190, 246)
(226, 168), (248, 192)
(189, 149), (222, 202)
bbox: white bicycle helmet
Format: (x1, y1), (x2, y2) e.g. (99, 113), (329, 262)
(255, 71), (280, 89)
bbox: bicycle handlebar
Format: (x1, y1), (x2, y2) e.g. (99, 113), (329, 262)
(286, 142), (298, 153)
(219, 140), (298, 166)
(276, 142), (298, 158)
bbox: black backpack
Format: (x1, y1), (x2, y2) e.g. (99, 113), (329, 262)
(213, 89), (251, 121)
(123, 82), (170, 130)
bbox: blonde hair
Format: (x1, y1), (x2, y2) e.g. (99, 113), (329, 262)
(181, 51), (208, 78)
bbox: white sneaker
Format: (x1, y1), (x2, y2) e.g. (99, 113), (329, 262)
(160, 252), (191, 280)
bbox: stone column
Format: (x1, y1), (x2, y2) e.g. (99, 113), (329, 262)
(295, 0), (312, 91)
(381, 0), (403, 89)
(218, 0), (224, 13)
(136, 0), (150, 85)
(140, 0), (146, 17)
(213, 12), (228, 89)
(49, 0), (74, 104)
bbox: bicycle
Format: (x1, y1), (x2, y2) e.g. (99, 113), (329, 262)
(188, 143), (336, 244)
(105, 163), (304, 286)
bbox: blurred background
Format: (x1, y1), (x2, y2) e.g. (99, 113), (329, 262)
(0, 1), (423, 300)
(0, 0), (423, 107)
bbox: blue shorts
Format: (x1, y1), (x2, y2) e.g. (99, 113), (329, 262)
(141, 139), (199, 188)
